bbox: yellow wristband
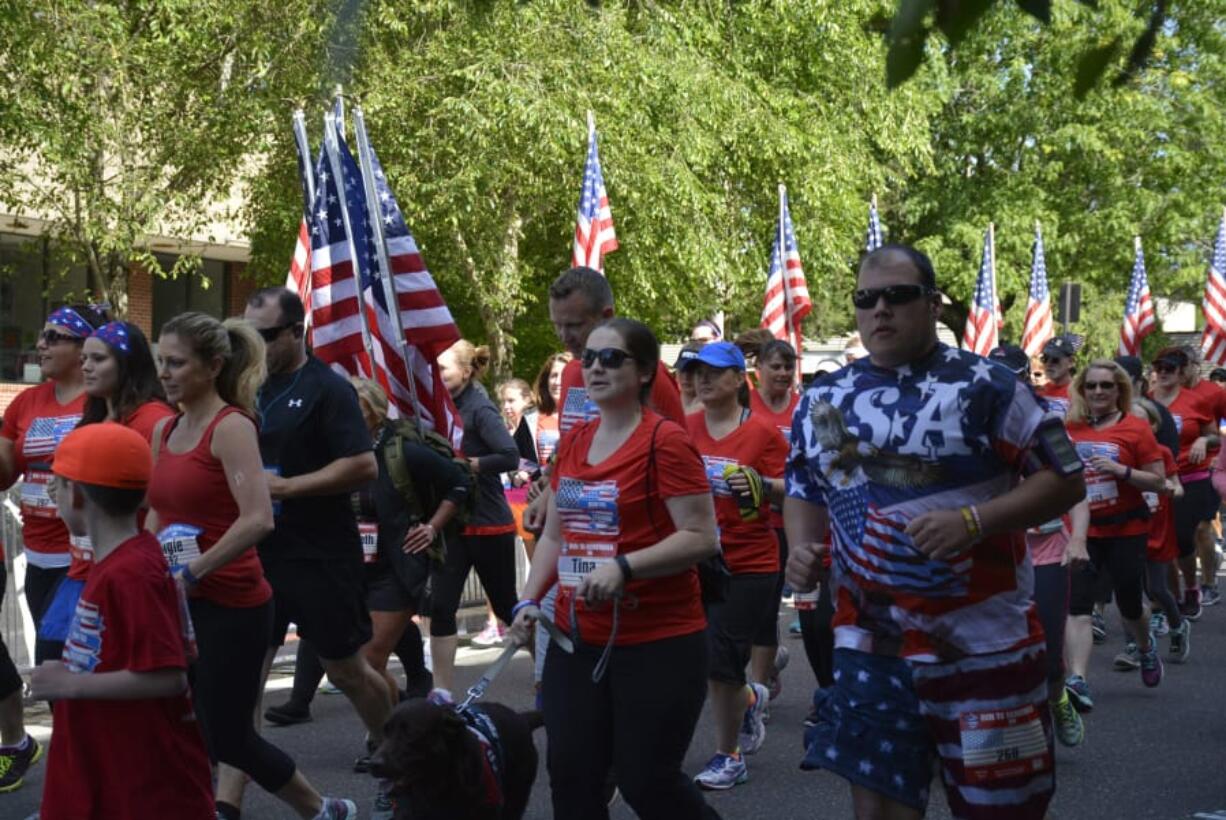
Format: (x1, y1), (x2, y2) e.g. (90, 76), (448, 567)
(960, 506), (981, 539)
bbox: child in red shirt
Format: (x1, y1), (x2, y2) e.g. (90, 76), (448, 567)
(30, 422), (213, 820)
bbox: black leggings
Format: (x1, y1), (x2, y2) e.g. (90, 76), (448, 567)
(1032, 563), (1068, 689)
(1070, 535), (1148, 621)
(428, 532), (517, 636)
(543, 629), (720, 820)
(752, 530), (787, 647)
(286, 623), (432, 707)
(26, 564), (68, 665)
(1144, 560), (1183, 627)
(0, 565), (21, 701)
(798, 577), (835, 688)
(189, 598), (297, 793)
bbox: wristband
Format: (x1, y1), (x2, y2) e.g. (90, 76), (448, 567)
(179, 564), (200, 587)
(615, 554), (633, 582)
(1123, 466), (1133, 482)
(970, 505), (983, 537)
(960, 506), (981, 539)
(511, 598), (539, 618)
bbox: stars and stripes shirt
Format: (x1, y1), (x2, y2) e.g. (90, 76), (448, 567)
(786, 344), (1060, 662)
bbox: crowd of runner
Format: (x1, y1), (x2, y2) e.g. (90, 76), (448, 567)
(0, 245), (1222, 819)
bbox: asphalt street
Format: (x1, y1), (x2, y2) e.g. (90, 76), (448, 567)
(8, 599), (1226, 819)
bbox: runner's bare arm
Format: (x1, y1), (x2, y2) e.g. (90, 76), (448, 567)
(783, 496), (830, 590)
(622, 492), (718, 580)
(266, 451), (377, 499)
(0, 437), (14, 490)
(31, 661), (187, 700)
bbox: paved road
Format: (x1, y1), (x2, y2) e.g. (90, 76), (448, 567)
(7, 600), (1226, 819)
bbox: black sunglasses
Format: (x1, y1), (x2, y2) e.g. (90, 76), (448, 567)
(1152, 361), (1180, 374)
(41, 329), (83, 345)
(1083, 380), (1117, 392)
(1039, 354), (1065, 364)
(852, 284), (934, 310)
(256, 323), (296, 342)
(581, 347), (634, 369)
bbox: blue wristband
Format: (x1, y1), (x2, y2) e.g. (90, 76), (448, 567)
(511, 598), (539, 618)
(179, 565), (200, 587)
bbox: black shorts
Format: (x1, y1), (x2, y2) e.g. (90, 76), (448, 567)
(265, 556), (372, 661)
(1069, 535), (1147, 619)
(365, 564), (417, 613)
(1174, 478), (1213, 557)
(1202, 476), (1221, 522)
(706, 572), (779, 685)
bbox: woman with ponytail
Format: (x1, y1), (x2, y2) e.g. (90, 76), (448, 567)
(148, 312), (356, 820)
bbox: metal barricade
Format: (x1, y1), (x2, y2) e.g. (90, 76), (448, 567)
(2, 487), (34, 670)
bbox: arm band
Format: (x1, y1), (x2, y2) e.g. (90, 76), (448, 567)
(511, 599), (539, 618)
(615, 554), (633, 582)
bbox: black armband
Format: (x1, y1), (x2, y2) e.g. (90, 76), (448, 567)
(1030, 418), (1084, 478)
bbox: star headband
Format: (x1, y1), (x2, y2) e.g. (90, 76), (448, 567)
(91, 322), (131, 355)
(46, 307), (95, 338)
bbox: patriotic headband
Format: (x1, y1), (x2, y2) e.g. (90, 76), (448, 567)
(91, 322), (131, 355)
(46, 307), (95, 338)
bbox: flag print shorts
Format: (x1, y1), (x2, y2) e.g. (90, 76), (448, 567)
(802, 645), (1054, 820)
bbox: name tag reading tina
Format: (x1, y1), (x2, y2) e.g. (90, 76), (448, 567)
(557, 542), (616, 590)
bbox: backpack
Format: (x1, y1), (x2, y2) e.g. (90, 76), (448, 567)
(382, 418), (478, 562)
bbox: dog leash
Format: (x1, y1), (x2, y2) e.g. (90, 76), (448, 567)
(460, 611), (574, 709)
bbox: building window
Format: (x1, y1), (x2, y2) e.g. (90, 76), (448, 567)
(151, 254), (229, 337)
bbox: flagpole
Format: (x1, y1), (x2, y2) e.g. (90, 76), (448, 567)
(292, 110), (315, 205)
(334, 85), (346, 137)
(353, 107), (426, 422)
(323, 110), (375, 370)
(989, 222), (1000, 341)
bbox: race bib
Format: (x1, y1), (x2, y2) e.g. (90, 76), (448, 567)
(157, 524), (203, 568)
(558, 541), (616, 590)
(1143, 491), (1159, 513)
(359, 521), (379, 564)
(69, 535), (93, 564)
(958, 703), (1051, 784)
(1085, 473), (1120, 508)
(701, 455), (739, 497)
(19, 468), (57, 518)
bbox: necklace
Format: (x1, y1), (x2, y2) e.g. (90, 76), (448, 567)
(1087, 409), (1120, 427)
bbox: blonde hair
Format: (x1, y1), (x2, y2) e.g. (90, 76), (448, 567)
(161, 312), (266, 413)
(446, 339), (492, 382)
(1067, 359), (1133, 424)
(497, 378), (534, 405)
(349, 377), (389, 426)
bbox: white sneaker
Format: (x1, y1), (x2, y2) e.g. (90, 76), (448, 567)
(738, 682), (770, 755)
(694, 752), (748, 790)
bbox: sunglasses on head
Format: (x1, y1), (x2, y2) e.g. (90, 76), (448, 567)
(41, 329), (83, 345)
(256, 323), (296, 343)
(581, 347), (635, 369)
(1083, 380), (1117, 392)
(851, 284), (934, 310)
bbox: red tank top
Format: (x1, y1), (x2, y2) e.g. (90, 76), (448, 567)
(148, 406), (271, 608)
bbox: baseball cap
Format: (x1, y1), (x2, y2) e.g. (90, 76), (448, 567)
(674, 341), (703, 370)
(678, 341), (746, 372)
(1041, 336), (1076, 359)
(53, 423), (152, 490)
(1152, 346), (1189, 369)
(1114, 355), (1143, 382)
(988, 345), (1030, 376)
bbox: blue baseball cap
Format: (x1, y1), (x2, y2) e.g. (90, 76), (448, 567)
(679, 341), (745, 372)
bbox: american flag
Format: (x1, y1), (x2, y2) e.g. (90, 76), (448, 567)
(572, 115), (618, 272)
(1020, 224), (1054, 357)
(760, 186), (812, 345)
(23, 415), (80, 458)
(1201, 214), (1226, 365)
(556, 478), (621, 537)
(351, 111), (463, 445)
(963, 227), (999, 356)
(865, 196), (884, 252)
(284, 111), (315, 321)
(1118, 237), (1156, 356)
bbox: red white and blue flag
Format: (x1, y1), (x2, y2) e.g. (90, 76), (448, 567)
(865, 197), (884, 253)
(285, 112), (316, 322)
(1020, 224), (1054, 357)
(963, 227), (999, 356)
(761, 186), (811, 345)
(1118, 238), (1156, 356)
(1200, 214), (1226, 365)
(572, 116), (618, 273)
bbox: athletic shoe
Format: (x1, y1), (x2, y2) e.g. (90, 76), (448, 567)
(738, 682), (770, 755)
(315, 797), (358, 820)
(0, 736), (43, 793)
(1113, 640), (1140, 671)
(371, 780), (396, 820)
(1181, 588), (1203, 622)
(1050, 691), (1084, 748)
(1169, 618), (1191, 664)
(1090, 611), (1107, 644)
(470, 622), (506, 647)
(767, 646), (790, 701)
(1149, 611), (1169, 637)
(1201, 585), (1221, 607)
(320, 679), (343, 695)
(694, 752), (748, 790)
(1064, 674), (1094, 713)
(1140, 644), (1163, 687)
(353, 736), (378, 774)
(788, 619), (802, 636)
(264, 701), (313, 726)
(802, 707), (820, 728)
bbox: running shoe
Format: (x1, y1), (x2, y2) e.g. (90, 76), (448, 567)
(788, 619), (802, 636)
(1090, 611), (1107, 644)
(0, 735), (43, 793)
(264, 700), (313, 726)
(694, 752), (748, 790)
(802, 707), (820, 728)
(1181, 588), (1203, 622)
(320, 679), (343, 695)
(1140, 644), (1163, 687)
(1113, 640), (1140, 671)
(767, 646), (790, 701)
(1169, 618), (1191, 664)
(470, 622), (506, 647)
(738, 682), (770, 755)
(371, 780), (396, 820)
(1050, 690), (1085, 748)
(1064, 674), (1094, 713)
(315, 797), (358, 820)
(1201, 585), (1221, 607)
(1149, 611), (1169, 637)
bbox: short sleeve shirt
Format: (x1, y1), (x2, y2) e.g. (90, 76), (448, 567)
(1037, 382), (1071, 420)
(1159, 388), (1213, 475)
(256, 356), (373, 562)
(41, 533), (213, 820)
(1066, 415), (1163, 539)
(786, 344), (1060, 662)
(551, 412), (709, 646)
(685, 412), (786, 574)
(558, 359), (686, 437)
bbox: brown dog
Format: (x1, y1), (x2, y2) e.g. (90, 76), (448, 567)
(369, 698), (544, 820)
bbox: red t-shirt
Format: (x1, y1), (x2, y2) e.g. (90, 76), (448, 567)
(551, 411), (709, 646)
(1145, 449), (1178, 562)
(147, 407), (272, 608)
(1038, 381), (1071, 420)
(685, 412), (786, 574)
(558, 358), (685, 437)
(748, 390), (799, 529)
(1067, 415), (1164, 539)
(0, 382), (85, 567)
(41, 532), (213, 820)
(535, 412), (560, 464)
(1156, 388), (1213, 475)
